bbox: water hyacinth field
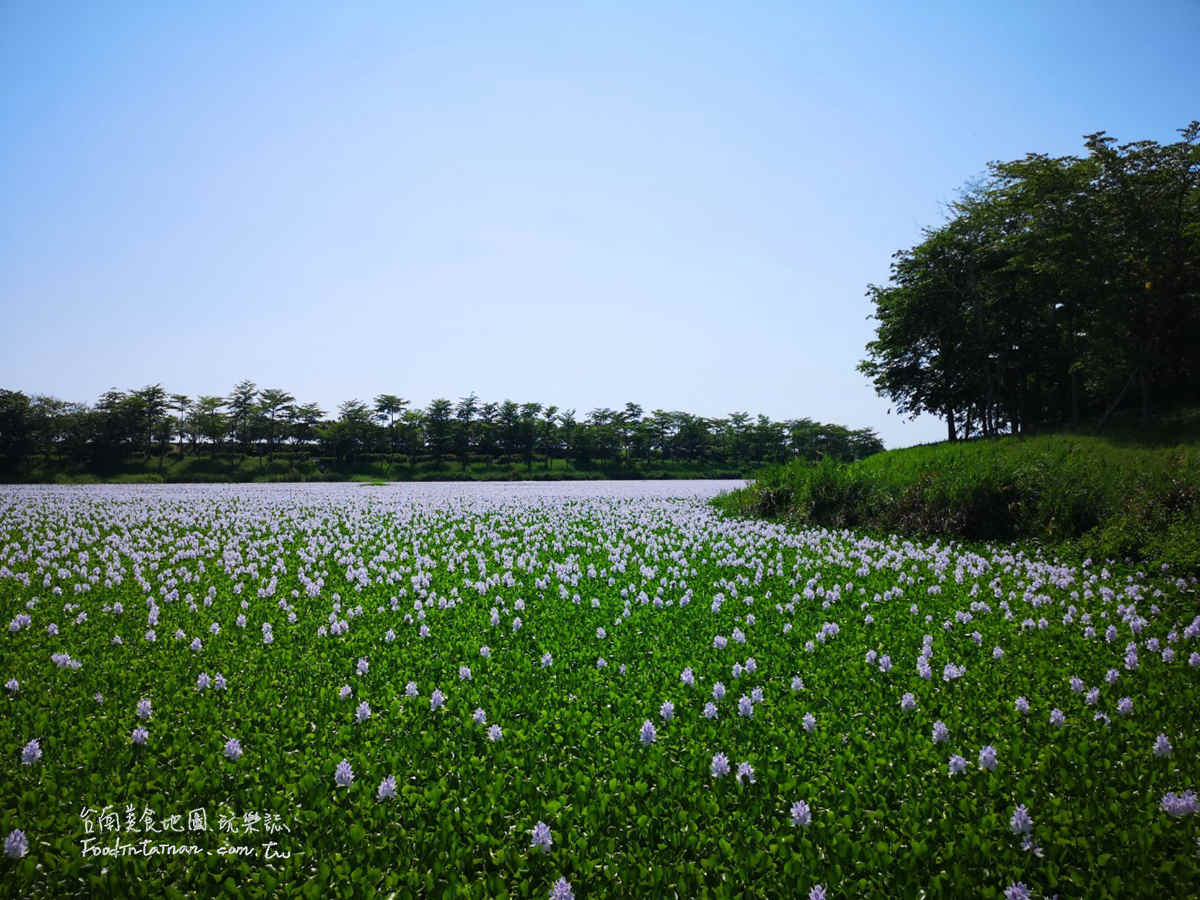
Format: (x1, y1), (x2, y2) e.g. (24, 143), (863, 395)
(2, 482), (1199, 899)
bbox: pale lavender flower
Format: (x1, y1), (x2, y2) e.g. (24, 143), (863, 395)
(1154, 734), (1172, 757)
(979, 745), (998, 771)
(4, 829), (28, 859)
(703, 702), (718, 719)
(660, 700), (674, 722)
(932, 721), (949, 744)
(213, 672), (227, 690)
(540, 653), (553, 669)
(1085, 688), (1099, 706)
(549, 877), (574, 900)
(339, 684), (352, 700)
(420, 624), (431, 638)
(334, 759), (354, 787)
(136, 698), (152, 720)
(1004, 883), (1031, 900)
(1190, 652), (1200, 667)
(596, 626), (606, 640)
(596, 657), (607, 669)
(94, 693), (103, 704)
(809, 885), (826, 900)
(713, 635), (727, 650)
(900, 692), (916, 711)
(131, 727), (148, 745)
(1050, 708), (1065, 727)
(480, 645), (491, 659)
(530, 821), (553, 852)
(791, 676), (804, 692)
(1161, 790), (1198, 817)
(738, 696), (754, 718)
(865, 649), (879, 665)
(356, 701), (371, 723)
(384, 628), (396, 643)
(640, 720), (657, 745)
(879, 655), (892, 673)
(189, 637), (202, 652)
(744, 657), (757, 674)
(196, 672), (211, 691)
(732, 662), (744, 679)
(751, 686), (764, 704)
(713, 682), (726, 701)
(487, 724), (503, 741)
(1014, 696), (1030, 714)
(1010, 804), (1033, 835)
(1105, 668), (1119, 684)
(681, 667), (695, 687)
(224, 738), (242, 761)
(4, 679), (17, 693)
(803, 712), (817, 733)
(430, 689), (445, 711)
(460, 665), (473, 681)
(948, 754), (967, 774)
(406, 681), (418, 697)
(791, 800), (812, 827)
(736, 761), (755, 784)
(511, 618), (522, 633)
(377, 775), (396, 800)
(473, 708), (487, 725)
(711, 752), (730, 777)
(1117, 697), (1133, 716)
(21, 739), (41, 765)
(356, 657), (369, 676)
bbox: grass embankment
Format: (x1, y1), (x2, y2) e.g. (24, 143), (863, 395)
(16, 454), (747, 485)
(714, 430), (1200, 571)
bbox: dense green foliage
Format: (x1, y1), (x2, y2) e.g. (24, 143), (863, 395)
(714, 428), (1200, 572)
(2, 484), (1198, 898)
(0, 384), (881, 482)
(859, 122), (1200, 440)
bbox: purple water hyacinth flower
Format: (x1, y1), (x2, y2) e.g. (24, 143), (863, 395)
(1014, 696), (1030, 714)
(132, 727), (148, 745)
(596, 626), (606, 640)
(948, 754), (967, 774)
(660, 701), (674, 722)
(736, 762), (755, 784)
(334, 759), (354, 787)
(711, 752), (730, 777)
(224, 738), (242, 761)
(21, 739), (41, 765)
(377, 775), (396, 800)
(1190, 652), (1200, 667)
(4, 679), (18, 693)
(549, 877), (574, 900)
(1085, 688), (1099, 706)
(190, 637), (202, 652)
(596, 657), (607, 669)
(511, 618), (522, 633)
(480, 645), (491, 659)
(356, 657), (369, 676)
(751, 686), (764, 704)
(213, 672), (227, 691)
(932, 721), (949, 744)
(900, 692), (916, 711)
(136, 698), (152, 720)
(731, 662), (744, 680)
(94, 693), (104, 704)
(1004, 883), (1031, 900)
(979, 745), (998, 771)
(1050, 708), (1065, 726)
(420, 624), (431, 638)
(640, 720), (657, 745)
(703, 702), (718, 719)
(174, 629), (185, 641)
(1117, 697), (1133, 716)
(993, 646), (1004, 659)
(744, 657), (757, 674)
(681, 667), (695, 687)
(406, 681), (418, 697)
(460, 665), (473, 680)
(473, 708), (487, 725)
(530, 821), (553, 852)
(384, 629), (395, 643)
(196, 672), (211, 691)
(430, 689), (445, 711)
(865, 649), (878, 665)
(809, 885), (826, 900)
(713, 635), (727, 650)
(1161, 790), (1198, 817)
(339, 684), (352, 700)
(1069, 676), (1084, 693)
(738, 696), (754, 718)
(1105, 668), (1119, 684)
(540, 653), (553, 669)
(791, 800), (812, 827)
(487, 724), (503, 741)
(1010, 804), (1033, 835)
(356, 701), (371, 723)
(791, 676), (804, 692)
(5, 829), (28, 859)
(805, 640), (815, 653)
(879, 655), (892, 673)
(712, 682), (726, 701)
(803, 713), (817, 733)
(1154, 734), (1172, 757)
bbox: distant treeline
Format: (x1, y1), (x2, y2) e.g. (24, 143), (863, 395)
(0, 383), (883, 478)
(860, 121), (1200, 441)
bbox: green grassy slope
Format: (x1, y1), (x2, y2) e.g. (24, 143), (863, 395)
(714, 429), (1200, 571)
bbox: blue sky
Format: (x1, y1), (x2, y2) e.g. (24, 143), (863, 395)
(2, 0), (1197, 448)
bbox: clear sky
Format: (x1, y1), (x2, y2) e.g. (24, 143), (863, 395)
(2, 0), (1197, 448)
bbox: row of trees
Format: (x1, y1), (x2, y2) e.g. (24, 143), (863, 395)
(0, 382), (883, 474)
(859, 122), (1200, 439)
